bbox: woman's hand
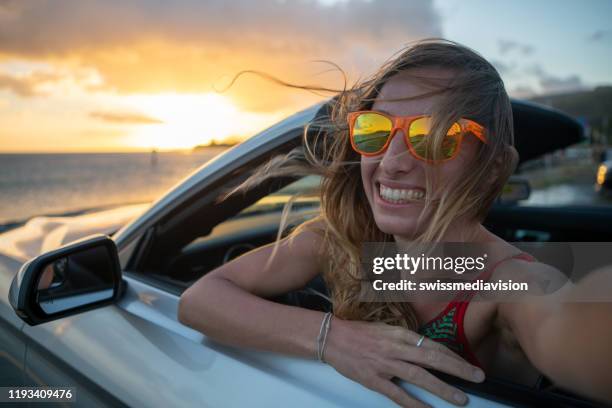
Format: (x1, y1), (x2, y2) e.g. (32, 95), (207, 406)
(324, 318), (486, 408)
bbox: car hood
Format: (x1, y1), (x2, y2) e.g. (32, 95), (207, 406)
(0, 203), (149, 262)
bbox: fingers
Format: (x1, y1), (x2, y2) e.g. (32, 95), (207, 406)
(395, 328), (466, 363)
(339, 322), (483, 407)
(390, 362), (469, 406)
(418, 337), (467, 363)
(371, 378), (431, 408)
(388, 341), (485, 383)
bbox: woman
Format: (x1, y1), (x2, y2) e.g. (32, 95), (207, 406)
(178, 39), (612, 407)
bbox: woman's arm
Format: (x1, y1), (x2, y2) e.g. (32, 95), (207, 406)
(178, 220), (485, 407)
(499, 263), (612, 404)
(178, 221), (327, 357)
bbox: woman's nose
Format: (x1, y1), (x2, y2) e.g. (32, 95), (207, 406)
(380, 129), (417, 173)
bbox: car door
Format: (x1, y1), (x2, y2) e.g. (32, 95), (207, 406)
(0, 253), (28, 387)
(20, 266), (519, 408)
(22, 272), (386, 407)
(15, 224), (509, 408)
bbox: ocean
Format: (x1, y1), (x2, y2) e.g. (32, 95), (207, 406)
(0, 149), (228, 225)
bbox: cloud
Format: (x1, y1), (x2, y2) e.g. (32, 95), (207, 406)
(0, 65), (104, 97)
(0, 0), (442, 111)
(0, 0), (441, 55)
(0, 73), (37, 96)
(510, 85), (536, 98)
(527, 64), (586, 94)
(539, 74), (585, 94)
(498, 39), (534, 56)
(588, 29), (611, 42)
(0, 71), (63, 96)
(89, 111), (163, 125)
(490, 59), (516, 75)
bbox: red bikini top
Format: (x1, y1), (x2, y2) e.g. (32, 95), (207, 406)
(417, 252), (537, 368)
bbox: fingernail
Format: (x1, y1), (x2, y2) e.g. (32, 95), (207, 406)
(473, 368), (485, 382)
(454, 392), (467, 405)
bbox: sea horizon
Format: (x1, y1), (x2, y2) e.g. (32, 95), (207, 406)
(0, 149), (228, 225)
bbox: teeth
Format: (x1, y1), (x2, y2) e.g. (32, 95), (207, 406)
(379, 184), (425, 204)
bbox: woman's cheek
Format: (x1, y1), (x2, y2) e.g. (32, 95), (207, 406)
(360, 156), (378, 202)
(438, 148), (473, 182)
(424, 161), (462, 201)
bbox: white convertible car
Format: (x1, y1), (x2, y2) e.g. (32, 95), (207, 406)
(1, 99), (608, 407)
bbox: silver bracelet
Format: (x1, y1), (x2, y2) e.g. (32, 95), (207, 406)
(316, 312), (333, 362)
(320, 313), (333, 362)
(315, 312), (330, 360)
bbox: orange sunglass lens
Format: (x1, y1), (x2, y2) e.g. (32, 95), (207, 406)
(408, 117), (461, 161)
(351, 113), (393, 154)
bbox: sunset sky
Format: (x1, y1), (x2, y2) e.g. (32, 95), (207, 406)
(0, 0), (610, 152)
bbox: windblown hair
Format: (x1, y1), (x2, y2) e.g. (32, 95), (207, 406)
(225, 38), (517, 330)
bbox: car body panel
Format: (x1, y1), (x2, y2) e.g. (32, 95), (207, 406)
(0, 254), (27, 386)
(21, 276), (509, 407)
(0, 204), (149, 263)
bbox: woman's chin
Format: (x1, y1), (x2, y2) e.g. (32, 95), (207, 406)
(372, 198), (424, 238)
(374, 215), (421, 239)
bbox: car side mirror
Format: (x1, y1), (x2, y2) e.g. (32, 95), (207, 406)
(499, 177), (531, 204)
(9, 234), (123, 326)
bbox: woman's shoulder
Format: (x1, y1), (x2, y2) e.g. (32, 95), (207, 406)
(287, 217), (329, 255)
(480, 232), (552, 283)
(492, 252), (554, 279)
(287, 216), (336, 274)
(289, 216), (327, 242)
(489, 249), (571, 298)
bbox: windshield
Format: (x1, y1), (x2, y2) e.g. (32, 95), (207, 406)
(237, 175), (321, 217)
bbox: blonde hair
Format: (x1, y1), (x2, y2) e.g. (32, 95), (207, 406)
(226, 38), (517, 330)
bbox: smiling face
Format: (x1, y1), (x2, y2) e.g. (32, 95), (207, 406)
(360, 68), (483, 239)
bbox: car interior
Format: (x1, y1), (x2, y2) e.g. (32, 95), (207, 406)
(125, 100), (612, 408)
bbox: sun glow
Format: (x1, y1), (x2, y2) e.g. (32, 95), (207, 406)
(125, 93), (254, 150)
